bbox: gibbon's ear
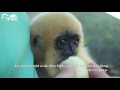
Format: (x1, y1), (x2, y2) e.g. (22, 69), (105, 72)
(31, 35), (41, 47)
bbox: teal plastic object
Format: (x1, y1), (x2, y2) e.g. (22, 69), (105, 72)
(0, 12), (38, 78)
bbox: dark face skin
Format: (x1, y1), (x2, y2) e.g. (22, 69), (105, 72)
(55, 31), (80, 62)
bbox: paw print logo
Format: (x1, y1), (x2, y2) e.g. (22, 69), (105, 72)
(1, 13), (18, 21)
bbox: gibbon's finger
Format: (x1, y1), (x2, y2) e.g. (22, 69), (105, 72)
(88, 63), (110, 78)
(55, 67), (74, 78)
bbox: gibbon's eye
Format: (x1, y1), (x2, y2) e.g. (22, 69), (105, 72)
(59, 39), (67, 46)
(73, 39), (79, 46)
(56, 37), (68, 49)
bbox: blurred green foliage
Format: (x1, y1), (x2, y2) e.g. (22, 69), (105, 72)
(72, 12), (120, 76)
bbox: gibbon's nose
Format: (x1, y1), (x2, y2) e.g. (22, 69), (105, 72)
(67, 50), (75, 56)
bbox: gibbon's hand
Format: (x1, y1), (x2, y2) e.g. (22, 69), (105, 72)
(55, 67), (74, 78)
(88, 63), (110, 78)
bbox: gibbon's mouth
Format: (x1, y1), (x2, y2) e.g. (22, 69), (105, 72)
(56, 55), (75, 65)
(55, 57), (67, 65)
(62, 57), (69, 61)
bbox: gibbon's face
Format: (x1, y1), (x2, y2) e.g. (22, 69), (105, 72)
(31, 12), (84, 68)
(55, 31), (80, 61)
